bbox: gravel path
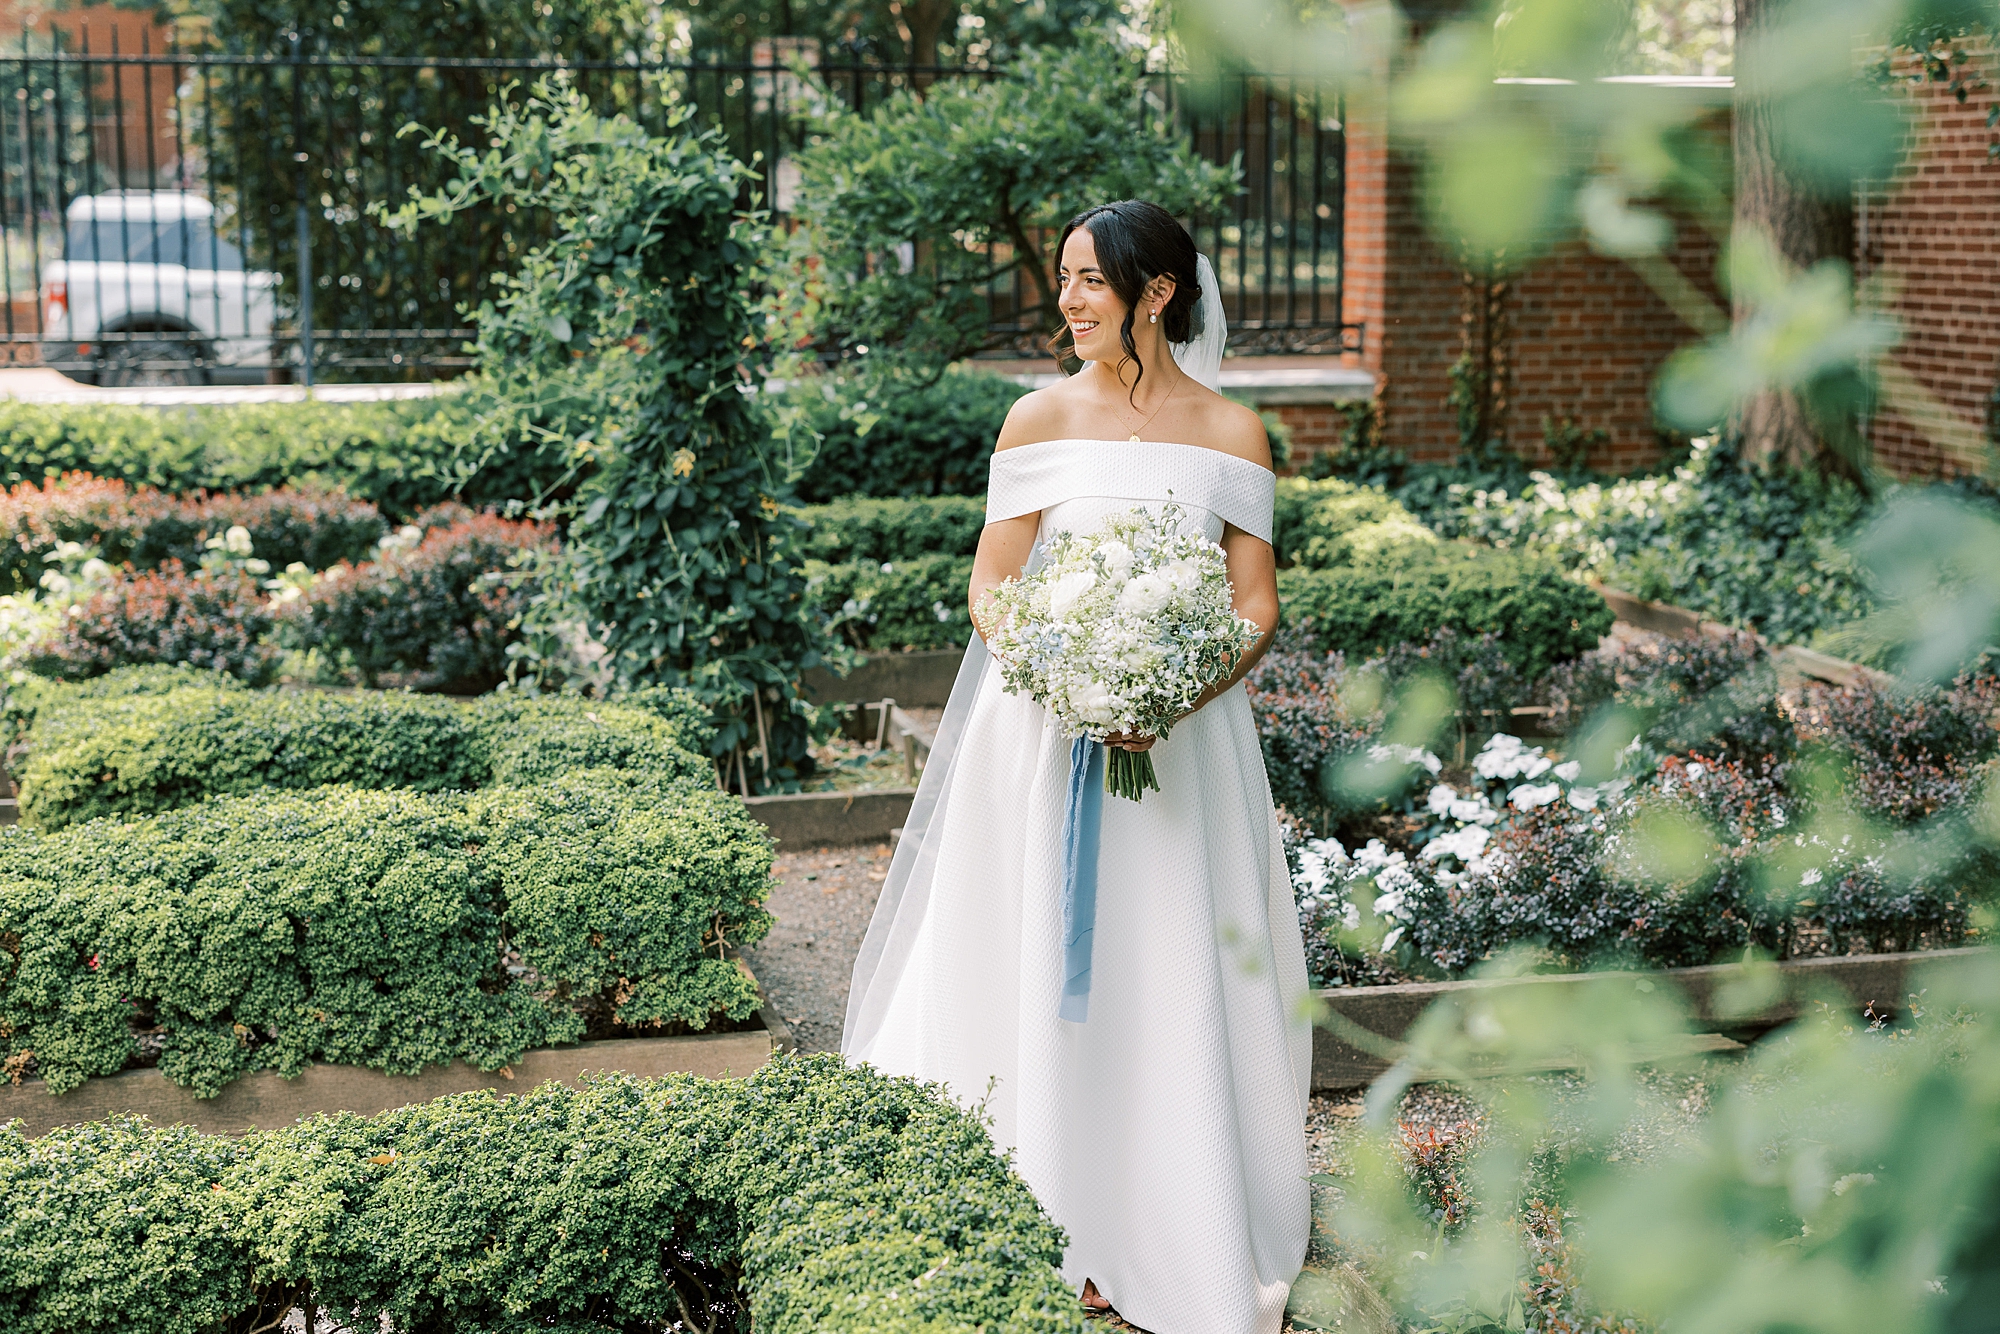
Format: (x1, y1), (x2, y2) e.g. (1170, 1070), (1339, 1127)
(739, 843), (895, 1055)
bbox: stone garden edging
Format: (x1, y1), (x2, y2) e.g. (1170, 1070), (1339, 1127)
(3, 1008), (794, 1140)
(1309, 946), (1989, 1089)
(745, 787), (917, 847)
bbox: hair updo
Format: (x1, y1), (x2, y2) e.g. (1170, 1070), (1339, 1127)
(1051, 200), (1202, 398)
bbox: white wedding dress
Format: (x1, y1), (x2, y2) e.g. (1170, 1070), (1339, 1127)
(842, 434), (1313, 1334)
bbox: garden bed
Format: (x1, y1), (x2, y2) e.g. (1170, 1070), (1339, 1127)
(1309, 946), (1989, 1089)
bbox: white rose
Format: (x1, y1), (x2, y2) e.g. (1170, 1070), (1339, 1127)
(1116, 571), (1174, 617)
(1048, 569), (1098, 620)
(1161, 557), (1202, 590)
(1070, 680), (1120, 726)
(1096, 540), (1134, 578)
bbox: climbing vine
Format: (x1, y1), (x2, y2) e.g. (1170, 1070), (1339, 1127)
(379, 79), (829, 790)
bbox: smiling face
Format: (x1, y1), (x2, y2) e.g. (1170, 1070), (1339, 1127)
(1058, 227), (1129, 363)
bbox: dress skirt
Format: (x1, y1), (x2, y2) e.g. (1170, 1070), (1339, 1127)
(852, 666), (1313, 1334)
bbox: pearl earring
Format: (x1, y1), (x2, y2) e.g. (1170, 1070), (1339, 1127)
(1149, 309), (1159, 324)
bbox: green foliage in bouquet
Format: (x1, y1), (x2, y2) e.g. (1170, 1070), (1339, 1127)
(0, 1058), (1083, 1334)
(379, 80), (830, 789)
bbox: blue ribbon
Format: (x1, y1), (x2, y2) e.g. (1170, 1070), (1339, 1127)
(1059, 736), (1105, 1023)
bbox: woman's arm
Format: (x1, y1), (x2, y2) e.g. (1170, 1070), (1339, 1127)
(968, 513), (1042, 644)
(1106, 522), (1278, 752)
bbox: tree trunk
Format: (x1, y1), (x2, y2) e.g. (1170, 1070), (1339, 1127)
(1731, 0), (1860, 477)
(893, 0), (955, 84)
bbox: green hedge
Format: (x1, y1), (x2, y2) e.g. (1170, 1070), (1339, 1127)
(14, 678), (711, 829)
(0, 391), (560, 519)
(1270, 475), (1442, 571)
(805, 553), (975, 652)
(1277, 544), (1614, 681)
(0, 768), (772, 1097)
(0, 1058), (1081, 1334)
(795, 494), (987, 564)
(785, 366), (1029, 503)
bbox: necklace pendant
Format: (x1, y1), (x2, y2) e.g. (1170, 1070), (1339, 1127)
(1128, 432), (1142, 443)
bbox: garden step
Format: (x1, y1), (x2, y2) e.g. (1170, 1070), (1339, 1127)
(1309, 947), (1990, 1090)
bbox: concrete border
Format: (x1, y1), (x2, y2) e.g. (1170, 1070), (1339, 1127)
(1309, 946), (1987, 1089)
(1, 1016), (784, 1139)
(802, 648), (963, 708)
(744, 787), (915, 847)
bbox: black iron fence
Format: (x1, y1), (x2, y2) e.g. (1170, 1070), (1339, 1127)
(0, 31), (1354, 385)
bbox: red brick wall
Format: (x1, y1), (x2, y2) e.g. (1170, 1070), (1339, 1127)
(1860, 50), (2000, 478)
(1502, 216), (1723, 474)
(1350, 145), (1722, 473)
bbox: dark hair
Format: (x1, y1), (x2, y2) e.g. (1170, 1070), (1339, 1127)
(1051, 200), (1202, 401)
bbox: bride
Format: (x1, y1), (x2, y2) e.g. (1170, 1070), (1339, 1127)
(842, 198), (1312, 1334)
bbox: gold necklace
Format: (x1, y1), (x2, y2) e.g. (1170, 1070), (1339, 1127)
(1106, 364), (1184, 443)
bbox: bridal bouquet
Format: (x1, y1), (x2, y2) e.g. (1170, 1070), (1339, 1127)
(985, 503), (1260, 800)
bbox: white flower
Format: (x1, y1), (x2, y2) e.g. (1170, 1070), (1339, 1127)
(1801, 867), (1823, 887)
(1450, 798), (1495, 824)
(1427, 784), (1456, 816)
(1424, 825), (1490, 863)
(1370, 743), (1443, 774)
(1070, 680), (1120, 726)
(1116, 571), (1174, 616)
(1048, 569), (1098, 620)
(1161, 557), (1202, 590)
(1474, 734), (1524, 778)
(1553, 760), (1582, 781)
(1096, 540), (1134, 578)
(1520, 754), (1554, 779)
(1510, 782), (1563, 810)
(1566, 786), (1599, 811)
(1381, 926), (1405, 951)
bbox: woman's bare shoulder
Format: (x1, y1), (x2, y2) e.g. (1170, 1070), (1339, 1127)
(994, 379), (1086, 452)
(1186, 387), (1273, 472)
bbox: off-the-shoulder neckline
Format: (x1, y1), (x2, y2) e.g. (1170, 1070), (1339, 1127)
(995, 437), (1276, 477)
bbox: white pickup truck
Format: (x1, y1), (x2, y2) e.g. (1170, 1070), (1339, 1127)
(40, 191), (280, 386)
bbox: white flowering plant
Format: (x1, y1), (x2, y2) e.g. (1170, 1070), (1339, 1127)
(985, 503), (1260, 800)
(1285, 732), (1643, 984)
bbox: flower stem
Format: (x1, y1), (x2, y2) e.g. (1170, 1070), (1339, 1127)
(1105, 748), (1160, 802)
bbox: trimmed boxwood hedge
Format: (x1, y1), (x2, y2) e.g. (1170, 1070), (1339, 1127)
(0, 393), (550, 519)
(12, 673), (711, 829)
(805, 553), (975, 652)
(0, 1058), (1084, 1334)
(795, 495), (987, 564)
(0, 768), (773, 1097)
(1277, 546), (1613, 682)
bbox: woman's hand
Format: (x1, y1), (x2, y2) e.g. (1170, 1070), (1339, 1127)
(1104, 730), (1156, 752)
